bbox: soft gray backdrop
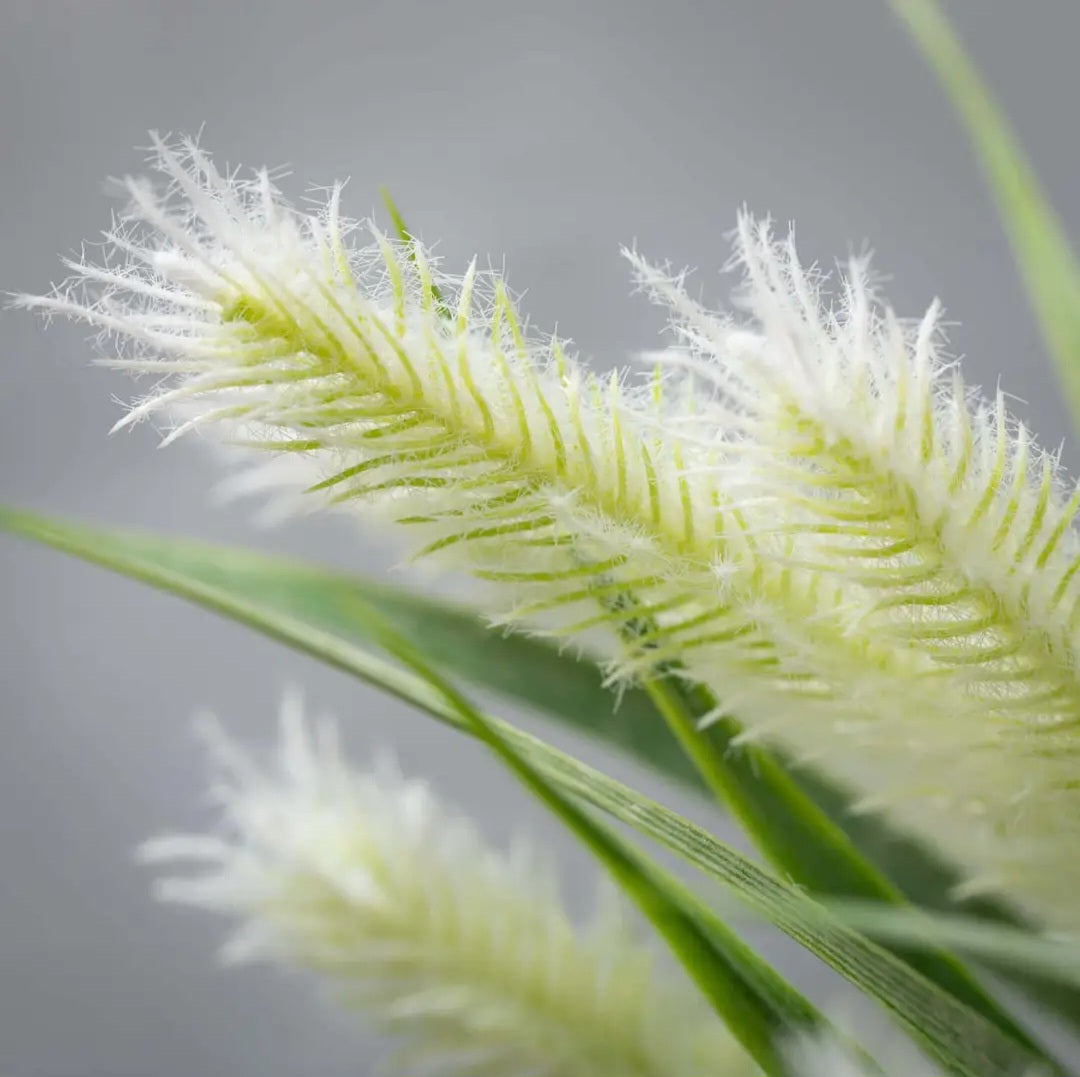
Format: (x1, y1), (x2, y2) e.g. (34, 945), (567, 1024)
(3, 2), (1080, 1074)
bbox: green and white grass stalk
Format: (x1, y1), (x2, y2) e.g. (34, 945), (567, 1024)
(22, 134), (1080, 938)
(142, 695), (753, 1077)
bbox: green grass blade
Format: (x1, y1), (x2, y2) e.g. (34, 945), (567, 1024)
(892, 0), (1080, 432)
(343, 602), (826, 1076)
(827, 900), (1080, 992)
(0, 510), (994, 898)
(0, 504), (1050, 1077)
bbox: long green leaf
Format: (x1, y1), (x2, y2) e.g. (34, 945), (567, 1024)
(0, 507), (1011, 896)
(826, 900), (1080, 992)
(0, 509), (1003, 885)
(0, 505), (1048, 1077)
(11, 499), (1056, 1033)
(345, 597), (826, 1075)
(892, 0), (1080, 432)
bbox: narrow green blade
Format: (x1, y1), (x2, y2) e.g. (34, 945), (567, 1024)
(827, 900), (1080, 991)
(0, 505), (1050, 1076)
(892, 0), (1080, 433)
(348, 601), (826, 1075)
(6, 504), (1050, 1033)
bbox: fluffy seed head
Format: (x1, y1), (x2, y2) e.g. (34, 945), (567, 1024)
(140, 695), (752, 1077)
(30, 136), (745, 659)
(630, 219), (1080, 925)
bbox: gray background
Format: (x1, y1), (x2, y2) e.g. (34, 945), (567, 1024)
(3, 1), (1080, 1074)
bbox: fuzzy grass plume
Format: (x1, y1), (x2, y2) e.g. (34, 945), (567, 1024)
(630, 223), (1080, 922)
(140, 695), (751, 1077)
(23, 135), (1080, 933)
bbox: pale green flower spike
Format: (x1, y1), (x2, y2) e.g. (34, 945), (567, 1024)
(25, 135), (1080, 933)
(140, 695), (753, 1077)
(629, 221), (1080, 922)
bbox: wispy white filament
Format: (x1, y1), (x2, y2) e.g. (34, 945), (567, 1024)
(140, 696), (752, 1077)
(25, 135), (1080, 932)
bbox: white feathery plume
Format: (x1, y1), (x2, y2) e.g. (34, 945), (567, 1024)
(139, 694), (754, 1077)
(628, 217), (1080, 926)
(22, 136), (1080, 932)
(23, 136), (753, 664)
